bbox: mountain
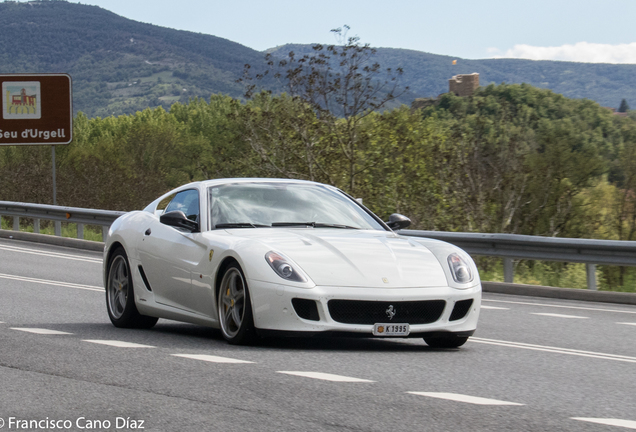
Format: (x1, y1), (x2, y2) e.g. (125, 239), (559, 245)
(267, 44), (636, 110)
(2, 1), (636, 117)
(0, 0), (266, 117)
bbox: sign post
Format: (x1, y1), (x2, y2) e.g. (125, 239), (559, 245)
(0, 74), (73, 205)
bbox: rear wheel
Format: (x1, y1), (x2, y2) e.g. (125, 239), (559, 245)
(424, 335), (469, 348)
(106, 247), (158, 329)
(218, 263), (257, 345)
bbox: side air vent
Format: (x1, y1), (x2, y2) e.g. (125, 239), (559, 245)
(138, 265), (153, 292)
(449, 299), (474, 321)
(292, 298), (320, 321)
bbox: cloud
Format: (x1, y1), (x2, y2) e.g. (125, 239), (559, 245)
(488, 42), (636, 64)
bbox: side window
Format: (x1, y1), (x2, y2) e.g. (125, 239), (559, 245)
(164, 189), (200, 223)
(156, 193), (176, 215)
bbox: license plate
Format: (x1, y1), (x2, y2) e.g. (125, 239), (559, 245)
(373, 323), (410, 336)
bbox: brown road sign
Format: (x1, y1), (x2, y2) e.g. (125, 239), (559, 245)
(0, 73), (72, 145)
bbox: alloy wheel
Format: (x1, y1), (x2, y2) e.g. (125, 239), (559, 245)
(107, 255), (129, 320)
(219, 267), (246, 338)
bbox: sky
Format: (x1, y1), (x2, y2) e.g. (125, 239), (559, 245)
(30, 0), (636, 63)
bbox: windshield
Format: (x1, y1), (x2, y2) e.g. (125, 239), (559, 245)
(208, 182), (385, 231)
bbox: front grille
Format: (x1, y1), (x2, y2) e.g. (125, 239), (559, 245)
(328, 300), (446, 325)
(292, 298), (320, 321)
(449, 299), (473, 321)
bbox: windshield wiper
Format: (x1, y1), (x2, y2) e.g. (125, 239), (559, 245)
(314, 223), (360, 229)
(272, 222), (359, 229)
(272, 222), (315, 227)
(215, 223), (270, 229)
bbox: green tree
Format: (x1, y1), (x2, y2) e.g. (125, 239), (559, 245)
(59, 107), (184, 210)
(229, 92), (337, 182)
(619, 98), (630, 113)
(421, 84), (610, 235)
(352, 106), (449, 227)
(170, 95), (246, 181)
(240, 26), (408, 194)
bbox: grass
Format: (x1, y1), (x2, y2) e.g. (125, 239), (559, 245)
(1, 216), (104, 242)
(477, 257), (636, 293)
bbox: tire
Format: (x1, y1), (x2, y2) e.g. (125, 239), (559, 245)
(217, 263), (257, 345)
(106, 247), (158, 329)
(424, 335), (469, 349)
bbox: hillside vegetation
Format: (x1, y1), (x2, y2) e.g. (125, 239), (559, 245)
(266, 44), (636, 109)
(0, 0), (266, 117)
(2, 83), (636, 290)
(2, 1), (636, 115)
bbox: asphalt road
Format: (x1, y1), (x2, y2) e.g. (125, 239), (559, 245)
(0, 237), (635, 432)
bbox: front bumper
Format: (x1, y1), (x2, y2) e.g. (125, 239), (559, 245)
(248, 280), (481, 337)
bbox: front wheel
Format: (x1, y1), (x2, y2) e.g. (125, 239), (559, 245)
(218, 263), (257, 345)
(424, 335), (469, 348)
(106, 247), (158, 329)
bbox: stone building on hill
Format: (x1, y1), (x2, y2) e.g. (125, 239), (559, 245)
(411, 73), (481, 110)
(449, 73), (479, 97)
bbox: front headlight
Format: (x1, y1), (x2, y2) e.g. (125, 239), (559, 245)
(265, 251), (307, 283)
(447, 253), (473, 283)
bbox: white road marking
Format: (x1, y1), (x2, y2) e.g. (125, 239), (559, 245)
(617, 322), (636, 326)
(480, 305), (509, 310)
(572, 418), (636, 429)
(277, 371), (374, 382)
(471, 337), (636, 363)
(408, 392), (523, 406)
(0, 273), (103, 292)
(0, 244), (102, 263)
(483, 299), (636, 315)
(11, 328), (72, 335)
(172, 354), (254, 364)
(531, 313), (588, 319)
(83, 340), (155, 348)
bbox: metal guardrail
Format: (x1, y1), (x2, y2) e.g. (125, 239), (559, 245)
(0, 201), (125, 241)
(2, 201), (635, 290)
(401, 230), (636, 290)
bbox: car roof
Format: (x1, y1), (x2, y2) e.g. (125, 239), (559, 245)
(200, 178), (326, 188)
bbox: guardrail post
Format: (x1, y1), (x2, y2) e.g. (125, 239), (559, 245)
(102, 225), (108, 242)
(586, 264), (597, 290)
(54, 221), (61, 237)
(34, 218), (40, 233)
(503, 258), (514, 283)
(77, 223), (84, 239)
(13, 216), (19, 231)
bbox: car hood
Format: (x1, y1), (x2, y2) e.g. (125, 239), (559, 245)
(226, 228), (449, 288)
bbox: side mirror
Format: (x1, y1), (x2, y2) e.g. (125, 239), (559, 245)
(160, 210), (199, 232)
(385, 213), (411, 230)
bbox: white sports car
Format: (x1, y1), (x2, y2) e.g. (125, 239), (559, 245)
(104, 178), (481, 347)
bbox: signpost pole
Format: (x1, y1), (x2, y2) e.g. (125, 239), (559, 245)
(52, 145), (56, 205)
